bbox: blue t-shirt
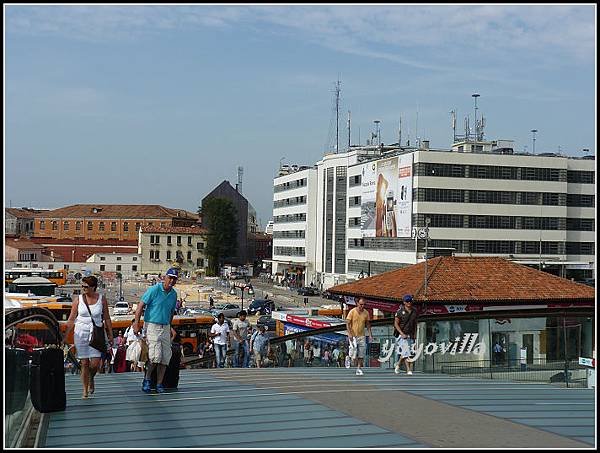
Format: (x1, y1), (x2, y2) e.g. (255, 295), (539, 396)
(141, 283), (178, 325)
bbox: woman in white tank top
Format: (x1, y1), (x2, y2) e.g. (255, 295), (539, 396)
(64, 276), (114, 399)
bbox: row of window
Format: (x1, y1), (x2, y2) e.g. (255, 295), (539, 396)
(98, 265), (137, 272)
(40, 220), (145, 232)
(273, 195), (307, 208)
(149, 235), (203, 247)
(273, 213), (307, 223)
(148, 250), (198, 261)
(414, 214), (595, 231)
(274, 246), (306, 257)
(274, 178), (307, 193)
(272, 230), (306, 239)
(98, 256), (138, 261)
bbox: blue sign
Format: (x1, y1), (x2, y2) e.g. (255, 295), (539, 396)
(283, 323), (345, 345)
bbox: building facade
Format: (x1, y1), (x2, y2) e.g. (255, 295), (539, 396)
(85, 252), (142, 278)
(271, 167), (318, 287)
(32, 204), (199, 241)
(5, 208), (46, 237)
(138, 225), (207, 277)
(273, 140), (595, 290)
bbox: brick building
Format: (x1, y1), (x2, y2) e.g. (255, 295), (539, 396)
(32, 204), (199, 242)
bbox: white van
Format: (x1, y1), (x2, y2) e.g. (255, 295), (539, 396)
(113, 301), (130, 316)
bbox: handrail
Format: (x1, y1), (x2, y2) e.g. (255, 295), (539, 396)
(6, 307), (62, 343)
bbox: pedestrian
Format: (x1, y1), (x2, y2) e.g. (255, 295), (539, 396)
(345, 297), (372, 376)
(303, 340), (313, 366)
(323, 348), (331, 367)
(332, 346), (340, 367)
(133, 267), (179, 394)
(394, 294), (418, 376)
(209, 295), (215, 309)
(250, 325), (270, 368)
(115, 331), (125, 347)
(493, 341), (504, 365)
(63, 275), (114, 399)
(210, 313), (230, 368)
(231, 310), (250, 368)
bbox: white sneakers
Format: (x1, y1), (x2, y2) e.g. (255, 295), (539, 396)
(407, 371), (413, 375)
(355, 368), (364, 376)
(394, 364), (400, 374)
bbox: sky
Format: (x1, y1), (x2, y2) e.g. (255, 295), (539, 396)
(4, 4), (596, 228)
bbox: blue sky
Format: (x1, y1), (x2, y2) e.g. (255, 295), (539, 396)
(5, 5), (596, 227)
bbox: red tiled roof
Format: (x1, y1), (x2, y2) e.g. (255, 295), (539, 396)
(5, 238), (45, 249)
(330, 257), (594, 304)
(29, 238), (138, 246)
(140, 225), (207, 235)
(33, 204), (199, 220)
(6, 208), (47, 218)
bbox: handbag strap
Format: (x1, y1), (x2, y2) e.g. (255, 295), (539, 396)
(82, 293), (101, 328)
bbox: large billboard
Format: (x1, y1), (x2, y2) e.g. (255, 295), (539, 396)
(360, 154), (413, 238)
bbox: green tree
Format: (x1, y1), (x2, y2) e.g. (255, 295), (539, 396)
(199, 197), (238, 276)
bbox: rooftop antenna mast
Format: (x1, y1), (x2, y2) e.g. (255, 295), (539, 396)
(472, 93), (480, 141)
(347, 110), (351, 149)
(398, 115), (402, 148)
(373, 120), (381, 147)
(237, 166), (244, 194)
(335, 79), (341, 153)
(451, 110), (457, 142)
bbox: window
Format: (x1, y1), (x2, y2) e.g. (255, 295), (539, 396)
(63, 221), (70, 230)
(167, 250), (172, 260)
(40, 220), (45, 230)
(99, 222), (105, 231)
(100, 257), (106, 261)
(76, 221), (82, 231)
(111, 222), (117, 232)
(188, 236), (192, 246)
(116, 265), (122, 271)
(150, 251), (154, 260)
(123, 222), (129, 232)
(133, 257), (137, 261)
(52, 221), (58, 231)
(167, 236), (172, 245)
(132, 265), (137, 271)
(100, 265), (106, 271)
(187, 251), (192, 260)
(177, 236), (182, 246)
(88, 221), (93, 231)
(197, 242), (204, 250)
(155, 251), (160, 260)
(135, 222), (141, 231)
(116, 256), (122, 261)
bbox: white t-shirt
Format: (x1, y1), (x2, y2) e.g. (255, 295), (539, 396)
(211, 322), (230, 345)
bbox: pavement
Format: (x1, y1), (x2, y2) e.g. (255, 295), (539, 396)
(41, 367), (595, 448)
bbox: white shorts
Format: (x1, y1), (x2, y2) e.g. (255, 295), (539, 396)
(146, 323), (172, 365)
(396, 337), (414, 358)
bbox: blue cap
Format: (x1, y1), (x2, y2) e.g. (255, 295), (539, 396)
(403, 294), (413, 303)
(165, 268), (179, 279)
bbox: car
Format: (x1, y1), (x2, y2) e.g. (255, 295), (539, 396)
(182, 308), (215, 317)
(113, 301), (130, 316)
(247, 298), (275, 316)
(255, 314), (276, 331)
(212, 303), (241, 318)
(297, 287), (319, 296)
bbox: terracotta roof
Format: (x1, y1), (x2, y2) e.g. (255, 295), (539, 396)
(5, 238), (45, 249)
(140, 225), (207, 235)
(33, 204), (199, 220)
(29, 238), (138, 246)
(330, 257), (594, 304)
(6, 208), (47, 218)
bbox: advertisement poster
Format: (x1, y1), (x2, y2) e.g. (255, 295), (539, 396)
(360, 161), (377, 237)
(396, 153), (413, 237)
(375, 157), (398, 237)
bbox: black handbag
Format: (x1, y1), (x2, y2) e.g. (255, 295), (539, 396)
(83, 295), (108, 354)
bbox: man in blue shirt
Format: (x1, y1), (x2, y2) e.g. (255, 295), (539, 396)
(133, 267), (179, 393)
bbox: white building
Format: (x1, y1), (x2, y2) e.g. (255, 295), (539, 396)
(273, 140), (595, 290)
(270, 166), (318, 286)
(85, 252), (142, 278)
(138, 225), (208, 277)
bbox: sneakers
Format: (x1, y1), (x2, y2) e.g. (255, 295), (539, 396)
(345, 356), (351, 369)
(407, 371), (413, 376)
(355, 368), (364, 376)
(394, 364), (400, 375)
(156, 384), (166, 394)
(142, 379), (152, 393)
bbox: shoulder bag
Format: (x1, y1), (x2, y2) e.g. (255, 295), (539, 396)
(83, 294), (108, 354)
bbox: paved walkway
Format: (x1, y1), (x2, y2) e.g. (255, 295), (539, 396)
(40, 368), (595, 448)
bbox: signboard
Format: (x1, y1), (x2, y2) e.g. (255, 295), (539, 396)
(579, 357), (595, 367)
(361, 155), (413, 238)
(283, 323), (345, 345)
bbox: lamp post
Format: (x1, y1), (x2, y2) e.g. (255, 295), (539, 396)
(230, 283), (254, 311)
(423, 217), (431, 299)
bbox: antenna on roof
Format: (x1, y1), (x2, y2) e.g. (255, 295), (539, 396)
(237, 166), (244, 194)
(472, 93), (480, 140)
(347, 110), (351, 149)
(451, 110), (456, 143)
(398, 115), (402, 148)
(335, 79), (341, 153)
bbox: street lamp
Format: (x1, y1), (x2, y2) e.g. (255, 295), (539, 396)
(230, 283), (254, 311)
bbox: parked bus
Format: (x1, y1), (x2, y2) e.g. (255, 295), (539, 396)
(4, 268), (68, 288)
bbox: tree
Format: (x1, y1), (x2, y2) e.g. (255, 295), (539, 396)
(199, 197), (239, 276)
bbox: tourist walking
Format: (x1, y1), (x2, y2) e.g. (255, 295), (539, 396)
(345, 297), (372, 376)
(210, 313), (230, 368)
(250, 325), (270, 368)
(63, 275), (113, 398)
(231, 310), (250, 368)
(394, 294), (418, 375)
(133, 268), (179, 394)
